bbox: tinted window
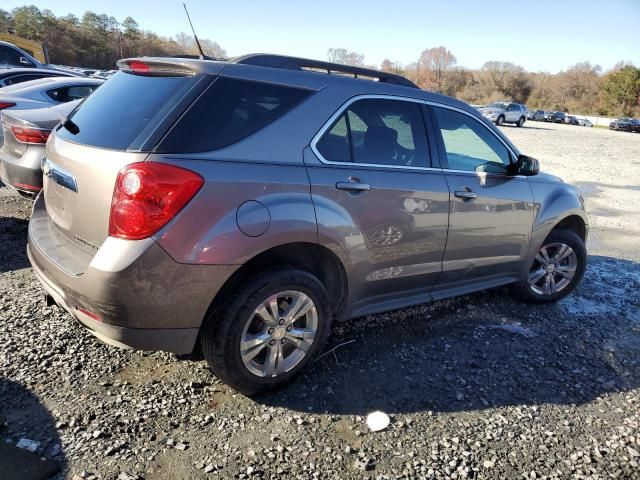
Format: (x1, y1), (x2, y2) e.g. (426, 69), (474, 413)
(0, 46), (23, 66)
(4, 73), (50, 86)
(46, 85), (98, 102)
(158, 77), (311, 153)
(433, 107), (511, 173)
(316, 99), (429, 168)
(316, 114), (350, 162)
(56, 71), (198, 150)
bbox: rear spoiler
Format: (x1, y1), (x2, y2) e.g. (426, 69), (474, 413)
(117, 59), (200, 77)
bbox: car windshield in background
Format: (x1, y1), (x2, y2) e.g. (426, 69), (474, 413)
(55, 71), (200, 151)
(487, 102), (508, 109)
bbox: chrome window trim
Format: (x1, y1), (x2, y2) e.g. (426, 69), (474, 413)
(309, 94), (521, 174)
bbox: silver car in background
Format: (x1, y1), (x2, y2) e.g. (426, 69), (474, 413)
(0, 77), (102, 111)
(0, 100), (79, 197)
(479, 102), (527, 127)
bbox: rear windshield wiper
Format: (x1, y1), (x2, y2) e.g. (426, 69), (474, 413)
(62, 118), (80, 135)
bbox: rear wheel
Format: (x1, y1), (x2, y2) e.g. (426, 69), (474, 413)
(517, 116), (525, 127)
(496, 115), (505, 126)
(512, 229), (586, 303)
(200, 267), (331, 395)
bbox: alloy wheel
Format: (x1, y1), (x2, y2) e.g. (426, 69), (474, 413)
(240, 290), (318, 377)
(527, 242), (578, 295)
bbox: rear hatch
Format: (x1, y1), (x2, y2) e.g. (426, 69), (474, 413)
(42, 60), (218, 251)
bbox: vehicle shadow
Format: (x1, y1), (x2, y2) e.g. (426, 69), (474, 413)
(0, 216), (30, 273)
(0, 378), (65, 479)
(500, 123), (553, 131)
(258, 255), (640, 415)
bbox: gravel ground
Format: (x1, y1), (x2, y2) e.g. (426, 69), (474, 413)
(1, 122), (639, 480)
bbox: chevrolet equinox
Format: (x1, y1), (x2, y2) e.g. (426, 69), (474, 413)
(28, 55), (588, 394)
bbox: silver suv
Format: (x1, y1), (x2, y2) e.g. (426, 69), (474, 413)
(479, 102), (527, 126)
(28, 55), (588, 394)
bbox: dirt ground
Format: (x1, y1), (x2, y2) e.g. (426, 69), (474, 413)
(1, 121), (639, 480)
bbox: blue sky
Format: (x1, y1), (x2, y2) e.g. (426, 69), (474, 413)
(5, 0), (640, 72)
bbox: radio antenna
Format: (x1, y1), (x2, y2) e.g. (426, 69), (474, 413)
(183, 3), (206, 60)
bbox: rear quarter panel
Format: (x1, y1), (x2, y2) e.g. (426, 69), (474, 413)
(152, 157), (318, 265)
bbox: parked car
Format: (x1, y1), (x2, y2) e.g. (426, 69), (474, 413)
(0, 40), (45, 69)
(478, 102), (527, 126)
(544, 111), (566, 123)
(28, 55), (588, 395)
(577, 118), (593, 127)
(0, 100), (79, 197)
(609, 118), (640, 132)
(0, 77), (102, 111)
(527, 109), (545, 121)
(565, 116), (579, 126)
(0, 67), (83, 88)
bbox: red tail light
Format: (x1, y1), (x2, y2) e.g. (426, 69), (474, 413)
(109, 162), (204, 240)
(11, 125), (50, 144)
(0, 102), (16, 110)
(128, 60), (150, 73)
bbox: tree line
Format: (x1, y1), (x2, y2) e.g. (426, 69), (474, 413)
(0, 6), (225, 70)
(2, 6), (638, 117)
(331, 47), (640, 118)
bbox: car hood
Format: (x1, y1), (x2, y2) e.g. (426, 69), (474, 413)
(479, 107), (505, 114)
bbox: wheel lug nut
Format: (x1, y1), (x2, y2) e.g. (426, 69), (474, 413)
(281, 339), (286, 344)
(269, 340), (276, 346)
(279, 319), (285, 325)
(286, 325), (292, 331)
(268, 328), (274, 334)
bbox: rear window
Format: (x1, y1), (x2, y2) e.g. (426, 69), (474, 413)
(156, 77), (312, 153)
(55, 71), (199, 150)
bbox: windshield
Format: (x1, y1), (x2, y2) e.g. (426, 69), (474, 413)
(486, 102), (508, 109)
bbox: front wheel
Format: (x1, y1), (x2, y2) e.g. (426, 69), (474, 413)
(496, 115), (505, 126)
(517, 116), (525, 127)
(200, 267), (331, 395)
(512, 229), (587, 303)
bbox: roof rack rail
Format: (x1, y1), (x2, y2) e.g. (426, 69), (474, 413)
(232, 54), (419, 89)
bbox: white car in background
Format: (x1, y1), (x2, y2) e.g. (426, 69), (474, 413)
(577, 118), (593, 127)
(0, 77), (103, 112)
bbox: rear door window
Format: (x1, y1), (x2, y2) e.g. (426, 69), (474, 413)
(55, 71), (200, 151)
(315, 98), (430, 168)
(157, 77), (312, 153)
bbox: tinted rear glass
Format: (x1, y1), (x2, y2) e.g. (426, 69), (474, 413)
(55, 71), (199, 150)
(157, 77), (312, 153)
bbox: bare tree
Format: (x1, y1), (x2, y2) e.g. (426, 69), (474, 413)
(327, 48), (364, 66)
(416, 46), (457, 92)
(173, 31), (226, 58)
(482, 61), (533, 104)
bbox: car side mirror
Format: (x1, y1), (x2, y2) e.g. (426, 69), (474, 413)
(510, 154), (539, 176)
(19, 56), (32, 66)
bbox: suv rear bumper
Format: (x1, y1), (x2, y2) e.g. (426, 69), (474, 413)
(27, 194), (239, 354)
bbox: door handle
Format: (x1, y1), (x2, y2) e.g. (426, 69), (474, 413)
(336, 177), (371, 192)
(454, 188), (477, 200)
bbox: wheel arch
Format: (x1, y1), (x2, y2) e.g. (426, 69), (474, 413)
(203, 242), (349, 328)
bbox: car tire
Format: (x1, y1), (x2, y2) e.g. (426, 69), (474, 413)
(512, 229), (587, 304)
(496, 115), (504, 126)
(200, 267), (332, 395)
(517, 116), (525, 127)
